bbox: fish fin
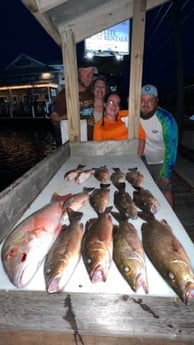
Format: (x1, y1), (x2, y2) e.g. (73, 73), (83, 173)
(51, 192), (72, 203)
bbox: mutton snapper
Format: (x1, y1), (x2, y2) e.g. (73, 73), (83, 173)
(140, 212), (194, 304)
(1, 193), (72, 288)
(44, 207), (84, 294)
(114, 182), (138, 219)
(89, 183), (110, 214)
(111, 211), (148, 293)
(82, 206), (113, 283)
(64, 164), (86, 181)
(133, 187), (160, 214)
(52, 187), (94, 221)
(75, 168), (95, 184)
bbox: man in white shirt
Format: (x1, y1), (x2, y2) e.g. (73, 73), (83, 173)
(139, 84), (178, 208)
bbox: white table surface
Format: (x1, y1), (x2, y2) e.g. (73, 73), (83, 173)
(1, 154), (193, 298)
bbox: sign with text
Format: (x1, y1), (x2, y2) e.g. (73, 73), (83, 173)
(85, 20), (130, 56)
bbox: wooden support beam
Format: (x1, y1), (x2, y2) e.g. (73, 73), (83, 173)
(128, 0), (146, 139)
(61, 29), (80, 142)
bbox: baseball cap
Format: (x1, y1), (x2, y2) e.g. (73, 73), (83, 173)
(78, 59), (98, 75)
(141, 84), (158, 97)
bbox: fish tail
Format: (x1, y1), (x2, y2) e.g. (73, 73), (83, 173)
(133, 185), (141, 191)
(67, 207), (83, 222)
(137, 211), (154, 222)
(98, 206), (113, 218)
(100, 183), (111, 188)
(83, 187), (95, 193)
(116, 182), (126, 191)
(111, 211), (127, 223)
(77, 164), (86, 169)
(128, 167), (138, 172)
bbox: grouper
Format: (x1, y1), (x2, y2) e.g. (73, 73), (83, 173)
(82, 206), (113, 283)
(111, 211), (148, 293)
(44, 207), (84, 294)
(140, 212), (194, 304)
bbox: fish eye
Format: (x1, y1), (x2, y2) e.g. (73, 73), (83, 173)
(46, 268), (52, 275)
(168, 271), (175, 280)
(123, 266), (130, 273)
(86, 257), (92, 265)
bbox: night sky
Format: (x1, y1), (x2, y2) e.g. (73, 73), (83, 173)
(0, 0), (193, 94)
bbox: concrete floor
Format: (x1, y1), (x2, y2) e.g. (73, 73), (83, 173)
(175, 155), (194, 188)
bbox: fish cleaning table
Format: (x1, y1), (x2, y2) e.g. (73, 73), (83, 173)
(0, 140), (194, 344)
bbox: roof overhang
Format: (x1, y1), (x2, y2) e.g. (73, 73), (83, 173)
(21, 0), (170, 46)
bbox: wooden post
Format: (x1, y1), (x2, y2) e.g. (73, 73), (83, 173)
(128, 0), (146, 139)
(61, 29), (80, 142)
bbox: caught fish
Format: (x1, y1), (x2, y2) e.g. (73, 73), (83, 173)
(44, 207), (84, 294)
(93, 166), (110, 183)
(114, 182), (138, 219)
(75, 168), (95, 184)
(1, 193), (72, 288)
(126, 167), (144, 188)
(89, 183), (110, 214)
(111, 211), (148, 293)
(139, 212), (194, 304)
(82, 206), (113, 283)
(64, 164), (86, 181)
(133, 187), (160, 214)
(110, 167), (126, 187)
(52, 187), (94, 221)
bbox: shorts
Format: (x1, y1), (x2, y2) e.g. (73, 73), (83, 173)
(141, 157), (172, 192)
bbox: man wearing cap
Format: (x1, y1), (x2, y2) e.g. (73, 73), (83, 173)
(138, 84), (178, 208)
(50, 59), (98, 143)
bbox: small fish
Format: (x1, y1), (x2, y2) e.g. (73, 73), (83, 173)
(52, 187), (94, 221)
(93, 166), (110, 183)
(64, 164), (86, 181)
(139, 212), (194, 304)
(111, 211), (148, 293)
(133, 187), (160, 214)
(110, 167), (126, 187)
(89, 183), (110, 214)
(1, 193), (72, 288)
(114, 182), (138, 219)
(44, 207), (84, 294)
(126, 167), (144, 188)
(82, 206), (113, 283)
(75, 168), (95, 184)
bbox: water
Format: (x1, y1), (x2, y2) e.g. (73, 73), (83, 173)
(0, 119), (57, 192)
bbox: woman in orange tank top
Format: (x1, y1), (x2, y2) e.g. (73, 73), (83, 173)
(93, 92), (128, 141)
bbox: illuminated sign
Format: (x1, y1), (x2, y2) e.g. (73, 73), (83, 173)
(85, 20), (130, 57)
